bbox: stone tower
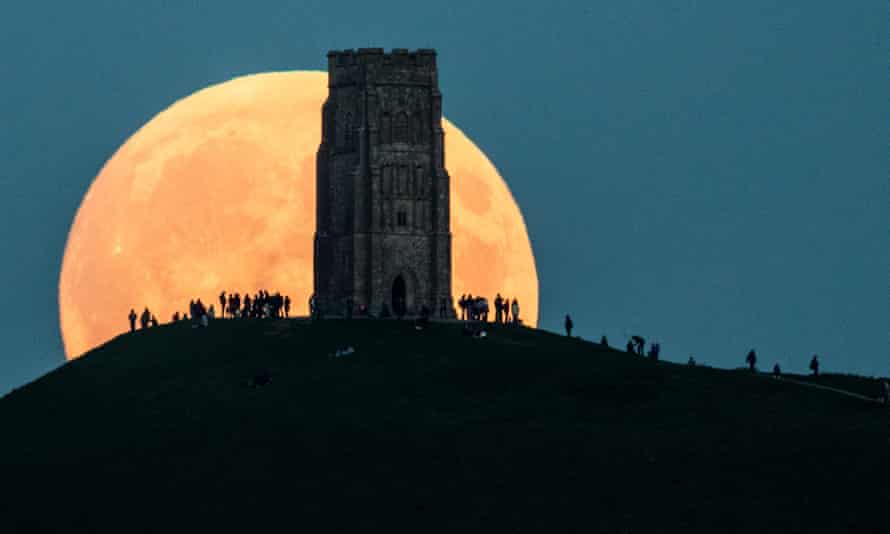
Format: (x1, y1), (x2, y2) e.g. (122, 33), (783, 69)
(314, 48), (453, 317)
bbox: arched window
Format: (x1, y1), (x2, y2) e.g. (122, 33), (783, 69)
(415, 166), (424, 197)
(412, 114), (422, 144)
(395, 112), (409, 144)
(381, 112), (392, 144)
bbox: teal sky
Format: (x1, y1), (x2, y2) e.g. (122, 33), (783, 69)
(0, 2), (886, 394)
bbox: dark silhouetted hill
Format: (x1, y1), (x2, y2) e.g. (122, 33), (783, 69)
(1, 319), (888, 533)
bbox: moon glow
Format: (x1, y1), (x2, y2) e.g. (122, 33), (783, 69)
(59, 71), (538, 359)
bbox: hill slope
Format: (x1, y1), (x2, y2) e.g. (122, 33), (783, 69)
(1, 319), (888, 533)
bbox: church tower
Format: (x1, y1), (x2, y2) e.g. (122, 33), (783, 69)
(314, 48), (453, 317)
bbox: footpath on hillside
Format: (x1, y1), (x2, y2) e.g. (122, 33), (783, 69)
(770, 375), (884, 404)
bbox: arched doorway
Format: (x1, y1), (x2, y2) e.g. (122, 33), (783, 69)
(391, 275), (407, 317)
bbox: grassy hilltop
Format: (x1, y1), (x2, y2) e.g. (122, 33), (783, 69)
(1, 319), (888, 533)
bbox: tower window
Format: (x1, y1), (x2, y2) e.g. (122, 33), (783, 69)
(395, 112), (409, 144)
(397, 211), (407, 227)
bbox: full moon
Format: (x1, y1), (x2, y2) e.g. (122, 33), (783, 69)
(59, 71), (538, 359)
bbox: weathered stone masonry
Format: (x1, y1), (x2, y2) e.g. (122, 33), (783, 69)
(314, 48), (453, 317)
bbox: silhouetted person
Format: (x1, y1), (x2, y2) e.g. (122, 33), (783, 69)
(172, 311), (180, 322)
(150, 315), (158, 328)
(809, 355), (819, 377)
(511, 298), (520, 324)
(631, 335), (645, 356)
(746, 350), (757, 372)
(494, 294), (504, 323)
(503, 298), (510, 323)
(284, 296), (291, 318)
(140, 307), (151, 330)
(219, 291), (226, 318)
(600, 335), (609, 347)
(773, 363), (781, 379)
(459, 294), (467, 320)
(626, 339), (635, 354)
(564, 314), (573, 337)
(649, 342), (660, 361)
(128, 309), (137, 332)
(687, 356), (697, 366)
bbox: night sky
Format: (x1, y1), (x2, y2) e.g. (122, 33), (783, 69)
(1, 2), (886, 394)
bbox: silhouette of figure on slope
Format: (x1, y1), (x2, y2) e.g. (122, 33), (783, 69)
(746, 350), (757, 372)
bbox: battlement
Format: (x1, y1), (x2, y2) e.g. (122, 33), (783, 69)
(327, 48), (437, 69)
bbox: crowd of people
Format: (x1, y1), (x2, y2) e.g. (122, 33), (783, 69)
(127, 289), (292, 331)
(457, 293), (520, 324)
(219, 290), (291, 320)
(127, 292), (838, 388)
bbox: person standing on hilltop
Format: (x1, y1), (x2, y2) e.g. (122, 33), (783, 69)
(503, 298), (510, 323)
(219, 291), (227, 319)
(140, 307), (151, 330)
(746, 349), (757, 372)
(128, 308), (137, 333)
(773, 363), (782, 379)
(564, 314), (573, 337)
(600, 335), (609, 347)
(511, 298), (520, 324)
(631, 335), (645, 356)
(494, 294), (504, 323)
(809, 355), (820, 377)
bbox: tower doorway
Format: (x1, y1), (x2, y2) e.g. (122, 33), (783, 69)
(392, 275), (407, 317)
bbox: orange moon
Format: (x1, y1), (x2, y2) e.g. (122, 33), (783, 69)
(59, 71), (538, 359)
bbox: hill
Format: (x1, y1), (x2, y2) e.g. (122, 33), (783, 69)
(1, 319), (888, 533)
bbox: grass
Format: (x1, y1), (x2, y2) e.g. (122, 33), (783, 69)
(1, 319), (888, 533)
